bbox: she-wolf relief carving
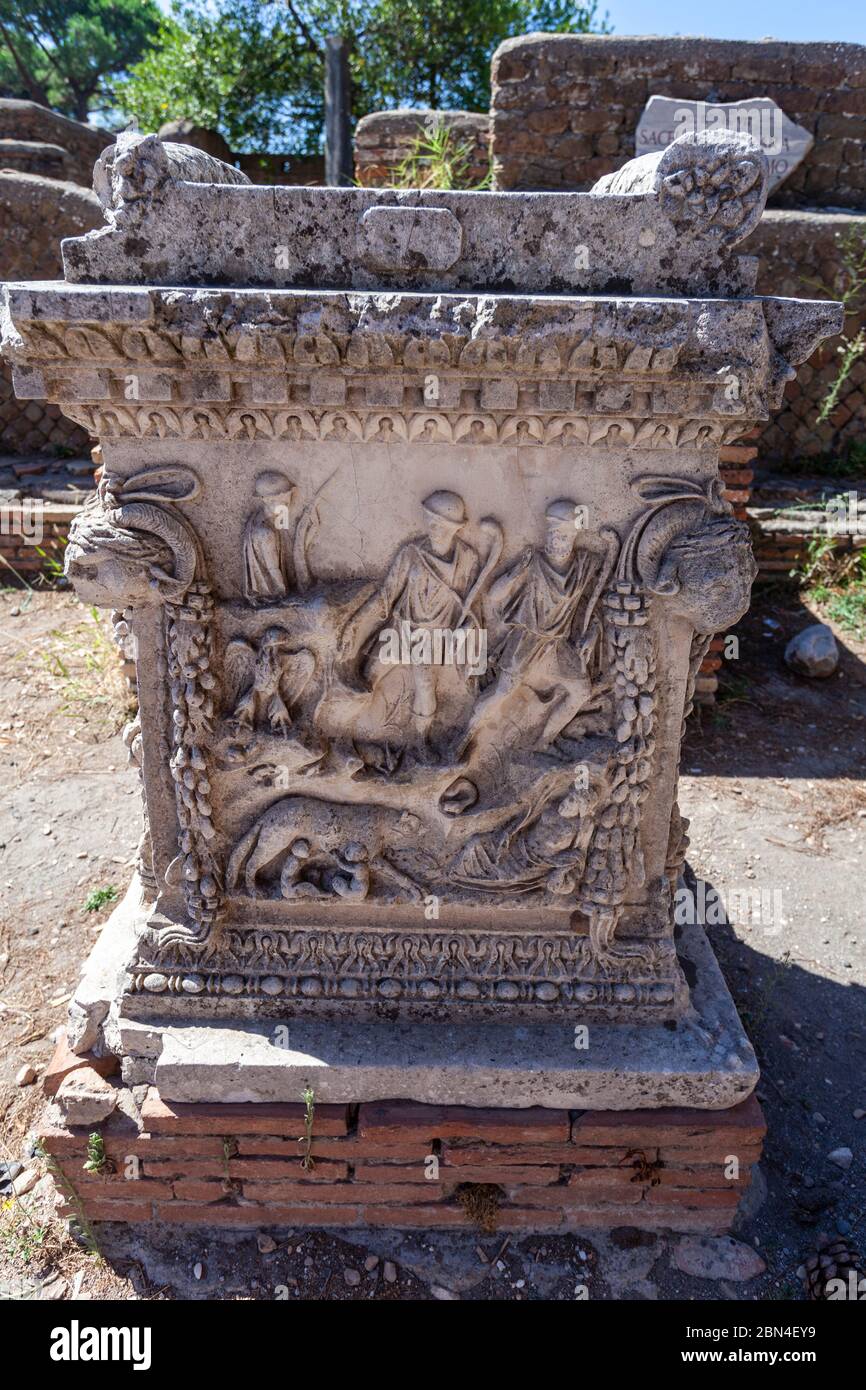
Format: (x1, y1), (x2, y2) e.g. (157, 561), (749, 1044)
(226, 797), (426, 903)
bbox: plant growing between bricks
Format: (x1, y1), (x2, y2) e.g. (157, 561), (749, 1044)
(82, 1132), (114, 1177)
(621, 1148), (664, 1188)
(31, 1140), (100, 1260)
(389, 118), (492, 192)
(455, 1183), (502, 1234)
(299, 1086), (315, 1172)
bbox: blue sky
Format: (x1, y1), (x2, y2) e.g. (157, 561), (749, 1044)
(604, 0), (865, 45)
(151, 0), (866, 48)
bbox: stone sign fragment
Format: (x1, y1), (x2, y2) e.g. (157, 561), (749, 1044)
(635, 96), (814, 191)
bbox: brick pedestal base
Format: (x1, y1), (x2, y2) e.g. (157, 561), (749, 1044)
(39, 1047), (765, 1235)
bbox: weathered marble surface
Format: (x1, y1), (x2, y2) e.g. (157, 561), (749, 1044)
(60, 129), (767, 297)
(0, 130), (842, 1103)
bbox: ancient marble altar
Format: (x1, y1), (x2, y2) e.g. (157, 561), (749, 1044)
(1, 129), (842, 1108)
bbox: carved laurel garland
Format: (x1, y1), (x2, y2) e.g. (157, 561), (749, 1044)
(61, 403), (747, 448)
(161, 584), (223, 946)
(578, 586), (656, 966)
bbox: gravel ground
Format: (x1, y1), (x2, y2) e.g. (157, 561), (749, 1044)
(1, 584), (864, 1302)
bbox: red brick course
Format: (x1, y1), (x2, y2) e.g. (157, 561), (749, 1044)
(140, 1092), (350, 1136)
(40, 1087), (765, 1235)
(357, 1101), (570, 1143)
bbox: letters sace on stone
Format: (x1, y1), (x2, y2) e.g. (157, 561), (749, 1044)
(1, 129), (842, 1108)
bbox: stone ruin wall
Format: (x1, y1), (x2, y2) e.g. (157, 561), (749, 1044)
(0, 99), (109, 187)
(490, 36), (866, 205)
(0, 101), (103, 457)
(354, 109), (491, 187)
(0, 105), (325, 460)
(0, 135), (100, 579)
(489, 35), (866, 464)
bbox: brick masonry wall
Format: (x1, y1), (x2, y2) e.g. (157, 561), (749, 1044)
(0, 167), (101, 456)
(354, 110), (491, 187)
(0, 364), (89, 456)
(489, 37), (866, 466)
(746, 211), (866, 462)
(158, 120), (326, 186)
(39, 1045), (765, 1236)
(490, 35), (866, 208)
(0, 500), (77, 582)
(237, 152), (325, 186)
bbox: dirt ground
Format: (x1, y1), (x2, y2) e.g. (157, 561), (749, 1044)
(1, 583), (864, 1302)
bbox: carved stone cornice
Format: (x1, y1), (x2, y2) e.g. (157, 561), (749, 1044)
(1, 283), (840, 429)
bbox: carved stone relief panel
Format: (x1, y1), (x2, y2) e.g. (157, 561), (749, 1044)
(57, 427), (758, 1021)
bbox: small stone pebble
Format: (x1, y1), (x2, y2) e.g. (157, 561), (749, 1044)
(256, 1233), (277, 1253)
(343, 1268), (361, 1287)
(193, 1262), (204, 1280)
(364, 1255), (379, 1272)
(11, 1167), (39, 1197)
(431, 1286), (458, 1300)
(827, 1146), (853, 1171)
(383, 1261), (397, 1284)
(0, 1160), (23, 1189)
(15, 1064), (37, 1086)
(854, 1109), (865, 1120)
